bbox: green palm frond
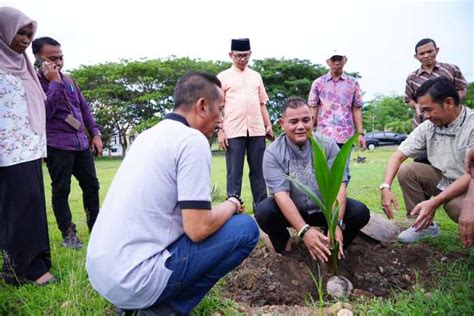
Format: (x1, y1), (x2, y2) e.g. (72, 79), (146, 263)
(286, 132), (359, 274)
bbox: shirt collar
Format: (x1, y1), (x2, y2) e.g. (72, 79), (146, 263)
(416, 61), (440, 76)
(232, 65), (248, 72)
(165, 113), (190, 127)
(285, 134), (311, 153)
(324, 72), (347, 82)
(444, 106), (467, 129)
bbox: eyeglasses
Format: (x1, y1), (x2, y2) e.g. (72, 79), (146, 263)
(232, 53), (251, 60)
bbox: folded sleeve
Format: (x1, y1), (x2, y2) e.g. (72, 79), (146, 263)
(263, 150), (290, 194)
(398, 124), (428, 158)
(308, 79), (320, 107)
(176, 134), (212, 210)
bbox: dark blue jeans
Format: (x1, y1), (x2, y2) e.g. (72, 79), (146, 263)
(148, 214), (259, 315)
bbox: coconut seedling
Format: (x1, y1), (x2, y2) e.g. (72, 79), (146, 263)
(287, 132), (359, 275)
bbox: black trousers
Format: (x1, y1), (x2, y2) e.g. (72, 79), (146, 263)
(45, 147), (100, 237)
(225, 136), (267, 208)
(0, 159), (51, 284)
(255, 196), (370, 253)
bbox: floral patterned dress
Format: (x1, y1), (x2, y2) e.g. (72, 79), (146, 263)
(0, 68), (46, 167)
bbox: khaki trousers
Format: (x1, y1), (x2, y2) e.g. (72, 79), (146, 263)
(397, 162), (464, 222)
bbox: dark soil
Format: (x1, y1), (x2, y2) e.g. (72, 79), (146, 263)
(224, 234), (462, 307)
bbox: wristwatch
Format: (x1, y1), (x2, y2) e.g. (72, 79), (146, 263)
(379, 183), (391, 190)
(337, 219), (346, 230)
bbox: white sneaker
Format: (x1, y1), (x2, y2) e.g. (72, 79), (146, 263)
(397, 223), (440, 243)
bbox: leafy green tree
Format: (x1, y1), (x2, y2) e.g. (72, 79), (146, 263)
(252, 58), (360, 124)
(71, 58), (229, 156)
(464, 82), (474, 108)
(363, 95), (413, 133)
(71, 57), (365, 155)
(71, 62), (135, 155)
(252, 58), (326, 122)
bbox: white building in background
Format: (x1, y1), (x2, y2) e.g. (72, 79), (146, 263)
(103, 131), (136, 157)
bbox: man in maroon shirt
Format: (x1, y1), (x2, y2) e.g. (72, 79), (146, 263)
(405, 38), (467, 128)
(32, 37), (102, 249)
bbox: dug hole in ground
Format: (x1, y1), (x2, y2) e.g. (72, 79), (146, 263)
(222, 214), (465, 315)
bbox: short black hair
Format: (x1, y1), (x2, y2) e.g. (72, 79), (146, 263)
(32, 37), (61, 55)
(415, 38), (437, 53)
(415, 77), (460, 106)
(281, 97), (310, 117)
(173, 72), (222, 110)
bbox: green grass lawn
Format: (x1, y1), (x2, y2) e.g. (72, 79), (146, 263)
(0, 147), (472, 315)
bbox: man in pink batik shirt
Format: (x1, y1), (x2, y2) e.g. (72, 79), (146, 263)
(308, 50), (366, 180)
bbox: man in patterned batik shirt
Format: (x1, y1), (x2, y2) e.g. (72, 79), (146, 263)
(308, 50), (366, 179)
(405, 38), (467, 129)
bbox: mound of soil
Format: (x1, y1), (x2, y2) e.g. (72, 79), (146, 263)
(224, 235), (460, 307)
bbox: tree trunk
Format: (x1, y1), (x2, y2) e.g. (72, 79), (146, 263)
(119, 129), (129, 158)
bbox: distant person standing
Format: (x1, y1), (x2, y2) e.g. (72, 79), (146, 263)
(308, 50), (366, 179)
(405, 38), (467, 129)
(217, 38), (273, 208)
(32, 37), (102, 250)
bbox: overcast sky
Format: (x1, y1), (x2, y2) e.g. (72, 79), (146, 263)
(5, 0), (473, 100)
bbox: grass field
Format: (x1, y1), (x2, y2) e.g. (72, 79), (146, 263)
(0, 147), (472, 315)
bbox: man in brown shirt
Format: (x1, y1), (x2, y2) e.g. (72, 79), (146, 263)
(405, 38), (467, 128)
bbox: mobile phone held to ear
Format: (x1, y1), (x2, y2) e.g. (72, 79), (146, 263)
(34, 57), (45, 70)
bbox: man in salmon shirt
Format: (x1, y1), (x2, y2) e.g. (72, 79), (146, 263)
(217, 38), (273, 209)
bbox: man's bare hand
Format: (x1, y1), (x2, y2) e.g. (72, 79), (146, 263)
(218, 130), (228, 152)
(460, 194), (474, 248)
(412, 199), (438, 231)
(41, 61), (61, 82)
(334, 226), (344, 258)
(358, 134), (367, 150)
(265, 125), (274, 141)
(90, 135), (103, 157)
(302, 228), (331, 262)
(415, 103), (421, 116)
(381, 189), (399, 219)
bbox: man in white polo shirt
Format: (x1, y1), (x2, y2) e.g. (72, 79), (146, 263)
(86, 72), (259, 315)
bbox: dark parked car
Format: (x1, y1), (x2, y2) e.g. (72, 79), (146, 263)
(365, 131), (407, 150)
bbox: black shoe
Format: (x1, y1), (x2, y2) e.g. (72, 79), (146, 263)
(62, 230), (83, 250)
(138, 303), (176, 316)
(113, 306), (137, 316)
